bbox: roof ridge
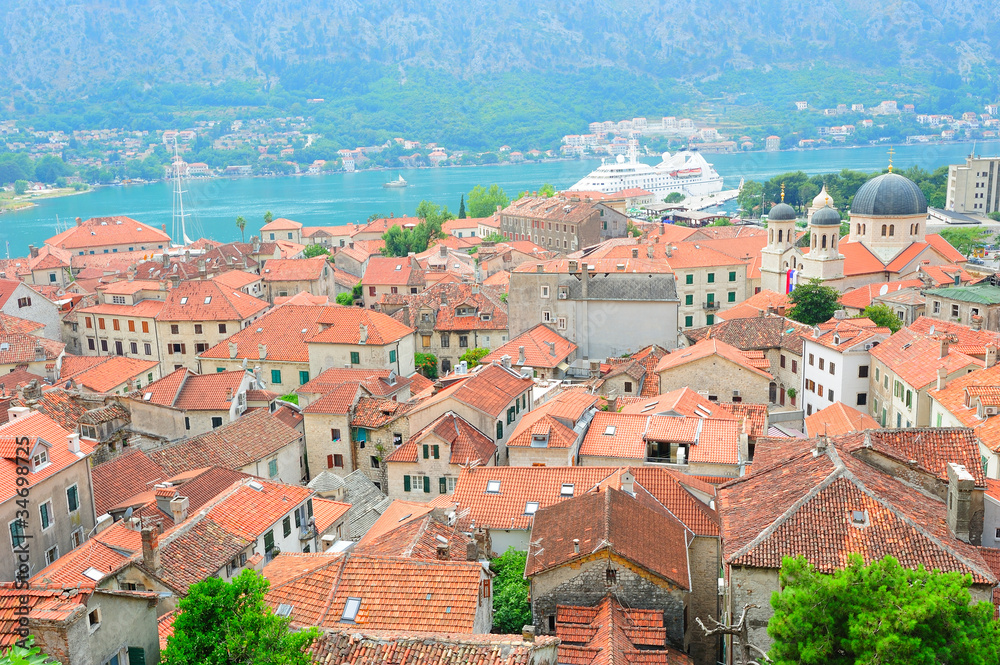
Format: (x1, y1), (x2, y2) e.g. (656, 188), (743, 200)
(726, 448), (846, 563)
(403, 516), (433, 558)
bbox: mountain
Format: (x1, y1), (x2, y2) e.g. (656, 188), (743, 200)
(2, 0), (997, 94)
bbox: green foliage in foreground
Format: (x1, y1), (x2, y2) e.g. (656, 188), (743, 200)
(787, 278), (842, 326)
(490, 547), (531, 634)
(459, 347), (490, 368)
(335, 291), (355, 306)
(859, 303), (902, 333)
(415, 352), (438, 379)
(0, 636), (61, 665)
(302, 243), (330, 258)
(769, 554), (1000, 665)
(162, 569), (317, 665)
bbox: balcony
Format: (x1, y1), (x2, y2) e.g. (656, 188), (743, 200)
(646, 455), (688, 467)
(703, 301), (720, 310)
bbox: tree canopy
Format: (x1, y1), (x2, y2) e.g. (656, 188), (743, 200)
(459, 347), (490, 368)
(787, 278), (841, 326)
(490, 547), (531, 634)
(467, 184), (510, 218)
(939, 227), (994, 257)
(303, 243), (330, 258)
(768, 554), (1000, 665)
(415, 352), (438, 379)
(859, 303), (902, 333)
(162, 569), (317, 665)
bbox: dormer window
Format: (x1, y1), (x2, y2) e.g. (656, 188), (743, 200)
(180, 297), (188, 304)
(485, 480), (501, 494)
(112, 295), (126, 305)
(524, 501), (539, 515)
(560, 483), (574, 497)
(531, 434), (548, 448)
(32, 448), (49, 470)
(341, 597), (361, 623)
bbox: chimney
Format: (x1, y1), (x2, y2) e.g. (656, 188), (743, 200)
(535, 263), (544, 273)
(631, 248), (638, 258)
(7, 406), (30, 421)
(198, 260), (206, 277)
(816, 435), (828, 453)
(359, 323), (368, 344)
(67, 433), (81, 454)
(229, 341), (238, 359)
(501, 354), (511, 369)
(162, 252), (170, 266)
(972, 315), (984, 331)
(988, 344), (998, 368)
(937, 367), (948, 391)
(439, 244), (447, 257)
(834, 310), (846, 320)
(471, 284), (479, 295)
(258, 343), (267, 360)
(75, 217), (82, 226)
(253, 365), (262, 383)
(568, 259), (578, 273)
(28, 244), (38, 259)
(170, 496), (189, 524)
(517, 346), (526, 365)
(946, 462), (975, 543)
(665, 244), (672, 258)
(141, 526), (161, 571)
(581, 264), (589, 298)
(546, 341), (556, 356)
(522, 625), (536, 642)
(573, 539), (580, 554)
(647, 244), (655, 259)
(226, 387), (234, 401)
(621, 470), (634, 495)
(466, 540), (478, 561)
(939, 336), (950, 359)
(436, 542), (450, 560)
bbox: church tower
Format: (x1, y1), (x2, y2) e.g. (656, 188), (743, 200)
(760, 184), (800, 293)
(800, 205), (844, 282)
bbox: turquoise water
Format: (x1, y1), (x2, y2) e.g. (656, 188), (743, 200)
(2, 141), (997, 255)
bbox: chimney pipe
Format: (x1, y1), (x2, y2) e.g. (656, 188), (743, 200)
(581, 264), (589, 298)
(937, 367), (948, 391)
(258, 343), (267, 360)
(517, 346), (526, 365)
(466, 541), (478, 561)
(946, 462), (975, 543)
(939, 337), (950, 359)
(170, 496), (189, 524)
(988, 344), (998, 368)
(141, 526), (161, 571)
(436, 542), (450, 560)
(67, 433), (80, 455)
(229, 341), (238, 359)
(573, 539), (580, 554)
(522, 625), (536, 642)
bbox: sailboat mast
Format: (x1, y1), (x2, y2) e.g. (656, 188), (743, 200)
(172, 137), (193, 246)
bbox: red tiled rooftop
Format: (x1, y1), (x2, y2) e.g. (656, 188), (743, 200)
(482, 324), (576, 369)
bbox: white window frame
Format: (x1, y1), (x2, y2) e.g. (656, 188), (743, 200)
(44, 545), (58, 565)
(540, 285), (550, 298)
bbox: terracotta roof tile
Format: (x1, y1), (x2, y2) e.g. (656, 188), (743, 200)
(840, 279), (924, 309)
(0, 412), (91, 503)
(870, 319), (996, 389)
(298, 367), (411, 399)
(312, 498), (351, 533)
(157, 280), (269, 321)
(0, 333), (64, 366)
(91, 449), (167, 515)
(363, 256), (426, 286)
(685, 315), (811, 355)
(929, 363), (1000, 452)
(62, 356), (159, 393)
(387, 412), (496, 465)
(385, 282), (507, 332)
(262, 257), (328, 282)
(0, 312), (45, 335)
(804, 402), (881, 437)
(302, 383), (362, 415)
(140, 368), (249, 411)
(261, 218), (303, 231)
(199, 304), (327, 362)
(655, 338), (772, 379)
(205, 478), (312, 542)
(350, 396), (412, 429)
(309, 306), (413, 345)
(308, 629), (557, 664)
(45, 216), (171, 250)
(482, 324), (576, 369)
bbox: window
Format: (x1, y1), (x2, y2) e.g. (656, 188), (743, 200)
(780, 355), (786, 369)
(706, 314), (714, 325)
(299, 370), (310, 385)
(42, 544), (58, 563)
(857, 393), (868, 406)
(369, 286), (376, 296)
(16, 297), (31, 308)
(874, 367), (880, 381)
(403, 475), (412, 492)
(791, 359), (797, 373)
(130, 341), (138, 355)
(542, 311), (551, 323)
(421, 335), (431, 348)
(66, 485), (79, 513)
(728, 270), (737, 282)
(541, 285), (550, 298)
(171, 324), (179, 334)
(128, 320), (135, 332)
(496, 421), (503, 439)
(283, 516), (291, 537)
(685, 294), (693, 306)
(185, 417), (190, 431)
(86, 317), (93, 329)
(390, 286), (398, 294)
(818, 358), (824, 370)
(99, 318), (105, 329)
(439, 477), (448, 494)
(39, 500), (53, 530)
(829, 362), (836, 375)
(389, 350), (397, 363)
(334, 454), (344, 468)
(728, 291), (736, 302)
(905, 389), (912, 408)
(393, 432), (403, 446)
(10, 520), (25, 550)
(195, 342), (209, 353)
(88, 338), (95, 350)
(271, 369), (282, 384)
(440, 333), (450, 348)
(264, 530), (275, 554)
(169, 343), (186, 354)
(624, 381), (633, 393)
(486, 480), (501, 494)
(219, 323), (227, 334)
(707, 273), (715, 283)
(859, 365), (869, 378)
(458, 335), (469, 348)
(557, 317), (567, 330)
(951, 304), (960, 318)
(370, 456), (380, 469)
(350, 352), (360, 364)
(331, 428), (341, 441)
(212, 416), (223, 429)
(933, 301), (940, 314)
(684, 315), (693, 327)
(194, 324), (203, 334)
(142, 321), (149, 333)
(685, 274), (693, 285)
(828, 388), (834, 401)
(88, 608), (101, 630)
(342, 597), (361, 623)
(525, 501), (539, 515)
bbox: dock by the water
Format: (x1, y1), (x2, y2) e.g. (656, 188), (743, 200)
(686, 189), (739, 211)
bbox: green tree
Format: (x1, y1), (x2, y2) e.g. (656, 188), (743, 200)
(352, 283), (363, 302)
(664, 192), (685, 204)
(458, 195), (466, 219)
(279, 393), (299, 405)
(235, 215), (247, 243)
(335, 291), (355, 306)
(0, 636), (61, 665)
(483, 233), (505, 243)
(467, 184), (510, 218)
(787, 278), (841, 326)
(415, 352), (438, 379)
(460, 347), (491, 368)
(768, 554), (1000, 665)
(263, 211), (273, 225)
(490, 547), (531, 634)
(736, 180), (764, 217)
(162, 569), (317, 665)
(708, 218), (733, 227)
(859, 303), (902, 333)
(989, 212), (1000, 222)
(538, 183), (556, 198)
(13, 180), (28, 195)
(303, 244), (330, 258)
(939, 227), (993, 257)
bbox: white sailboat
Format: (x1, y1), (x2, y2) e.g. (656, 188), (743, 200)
(171, 137), (194, 247)
(383, 174), (408, 188)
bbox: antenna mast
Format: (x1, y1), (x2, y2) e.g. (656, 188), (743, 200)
(171, 137), (193, 247)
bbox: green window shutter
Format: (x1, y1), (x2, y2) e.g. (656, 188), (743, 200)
(128, 647), (146, 665)
(299, 370), (310, 385)
(389, 350), (397, 363)
(433, 445), (439, 459)
(685, 274), (693, 285)
(268, 459), (278, 477)
(439, 477), (447, 494)
(351, 351), (360, 364)
(685, 294), (693, 305)
(423, 444), (429, 459)
(515, 399), (520, 414)
(404, 475), (411, 492)
(294, 509), (301, 528)
(283, 516), (291, 538)
(423, 476), (431, 493)
(707, 273), (715, 283)
(264, 530), (275, 552)
(685, 316), (693, 327)
(728, 291), (736, 302)
(706, 315), (715, 325)
(307, 499), (313, 518)
(67, 486), (78, 512)
(270, 369), (281, 384)
(729, 271), (736, 282)
(496, 421), (503, 439)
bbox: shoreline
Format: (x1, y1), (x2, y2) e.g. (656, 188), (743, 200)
(0, 187), (93, 215)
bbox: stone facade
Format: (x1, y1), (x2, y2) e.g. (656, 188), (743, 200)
(307, 334), (416, 378)
(1, 281), (62, 341)
(656, 356), (770, 406)
(688, 536), (722, 665)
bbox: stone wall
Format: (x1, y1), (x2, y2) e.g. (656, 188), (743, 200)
(687, 536), (722, 665)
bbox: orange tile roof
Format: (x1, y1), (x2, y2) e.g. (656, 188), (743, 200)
(263, 553), (484, 632)
(579, 412), (651, 459)
(929, 363), (1000, 451)
(0, 366), (46, 393)
(419, 363), (533, 419)
(312, 498), (352, 533)
(262, 257), (328, 282)
(298, 367), (410, 399)
(356, 501), (436, 547)
(388, 412), (496, 465)
(804, 316), (893, 352)
(619, 387), (730, 419)
(525, 487), (689, 588)
(870, 319), (998, 389)
(147, 408), (302, 474)
(157, 280), (269, 321)
(78, 299), (165, 319)
(309, 630), (558, 664)
(839, 279), (924, 309)
(556, 596), (692, 665)
(158, 611), (177, 651)
(655, 338), (772, 379)
(925, 233), (966, 263)
(91, 449), (167, 515)
(804, 402), (881, 437)
(143, 368), (250, 410)
(507, 408), (580, 450)
(481, 324), (576, 369)
(0, 411), (89, 503)
(842, 428), (987, 486)
(718, 289), (790, 320)
(199, 304), (326, 361)
(206, 478), (312, 541)
(62, 356), (159, 393)
(838, 241), (887, 276)
(0, 333), (64, 366)
(363, 256), (426, 286)
(302, 383), (363, 415)
(309, 306), (414, 345)
(356, 515), (475, 561)
(45, 216), (171, 250)
(385, 282), (507, 332)
(0, 312), (45, 335)
(513, 257), (674, 274)
(350, 396), (412, 429)
(261, 218), (303, 231)
(210, 269), (262, 291)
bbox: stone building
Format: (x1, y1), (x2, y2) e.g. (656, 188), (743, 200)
(924, 283), (1000, 332)
(506, 389), (599, 467)
(73, 280), (166, 359)
(361, 255), (426, 309)
(44, 215), (171, 256)
(499, 196), (628, 253)
(655, 338), (773, 407)
(262, 257), (336, 303)
(306, 305), (416, 377)
(0, 278), (63, 341)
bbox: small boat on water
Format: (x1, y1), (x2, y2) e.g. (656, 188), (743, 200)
(383, 175), (408, 188)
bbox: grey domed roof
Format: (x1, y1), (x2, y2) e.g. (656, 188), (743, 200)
(811, 206), (841, 226)
(768, 202), (796, 221)
(850, 172), (927, 216)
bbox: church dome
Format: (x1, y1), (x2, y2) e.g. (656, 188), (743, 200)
(850, 172), (927, 216)
(812, 184), (834, 209)
(811, 206), (842, 226)
(768, 202), (796, 221)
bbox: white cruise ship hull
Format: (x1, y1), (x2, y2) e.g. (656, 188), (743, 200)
(567, 151), (725, 199)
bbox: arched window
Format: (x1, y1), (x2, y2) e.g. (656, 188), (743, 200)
(769, 382), (777, 404)
(881, 224), (887, 237)
(856, 224), (861, 235)
(889, 225), (895, 237)
(822, 234), (827, 249)
(863, 224), (867, 235)
(812, 235), (817, 248)
(769, 229), (774, 243)
(778, 229), (783, 243)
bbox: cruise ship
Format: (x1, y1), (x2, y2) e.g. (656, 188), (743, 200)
(567, 146), (725, 198)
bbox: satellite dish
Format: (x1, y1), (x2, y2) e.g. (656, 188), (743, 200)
(124, 507), (134, 520)
(878, 284), (889, 296)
